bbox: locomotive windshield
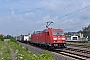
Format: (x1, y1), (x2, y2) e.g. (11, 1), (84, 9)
(52, 29), (64, 35)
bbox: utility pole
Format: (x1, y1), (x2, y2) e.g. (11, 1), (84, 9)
(46, 21), (53, 28)
(12, 33), (13, 37)
(16, 30), (18, 40)
(17, 30), (18, 36)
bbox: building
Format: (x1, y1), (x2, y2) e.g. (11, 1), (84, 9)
(66, 32), (84, 41)
(0, 34), (4, 37)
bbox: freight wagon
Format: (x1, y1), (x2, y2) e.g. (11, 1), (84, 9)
(16, 34), (31, 43)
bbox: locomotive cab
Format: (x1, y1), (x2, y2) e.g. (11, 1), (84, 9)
(45, 28), (66, 49)
(52, 29), (66, 48)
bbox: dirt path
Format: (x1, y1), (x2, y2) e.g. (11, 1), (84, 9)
(9, 46), (16, 60)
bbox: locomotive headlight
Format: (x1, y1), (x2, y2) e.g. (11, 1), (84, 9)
(53, 38), (57, 40)
(62, 38), (65, 40)
(54, 44), (58, 46)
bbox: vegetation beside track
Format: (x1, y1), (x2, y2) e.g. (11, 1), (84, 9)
(9, 41), (55, 60)
(82, 41), (90, 46)
(66, 41), (90, 46)
(0, 40), (11, 60)
(0, 36), (55, 60)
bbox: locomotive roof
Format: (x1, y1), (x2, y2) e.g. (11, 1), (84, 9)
(33, 28), (63, 34)
(43, 29), (47, 32)
(33, 31), (42, 34)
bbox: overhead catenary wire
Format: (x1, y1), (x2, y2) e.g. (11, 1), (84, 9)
(47, 3), (90, 32)
(50, 0), (78, 17)
(31, 0), (79, 30)
(57, 17), (90, 32)
(31, 1), (90, 32)
(57, 5), (90, 20)
(52, 6), (90, 31)
(33, 5), (90, 31)
(58, 7), (90, 23)
(48, 1), (90, 29)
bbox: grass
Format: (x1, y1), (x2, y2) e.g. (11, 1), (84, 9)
(8, 41), (56, 60)
(0, 39), (56, 60)
(84, 41), (90, 46)
(9, 41), (34, 60)
(0, 41), (11, 60)
(66, 41), (90, 46)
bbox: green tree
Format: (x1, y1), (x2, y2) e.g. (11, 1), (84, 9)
(10, 37), (17, 43)
(0, 36), (4, 41)
(78, 24), (90, 37)
(64, 32), (72, 36)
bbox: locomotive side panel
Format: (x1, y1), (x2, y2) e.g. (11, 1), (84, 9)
(31, 34), (38, 43)
(40, 32), (45, 43)
(45, 29), (53, 46)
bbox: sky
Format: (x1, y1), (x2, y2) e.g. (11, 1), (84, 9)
(0, 0), (90, 35)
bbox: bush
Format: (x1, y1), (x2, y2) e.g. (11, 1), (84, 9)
(0, 36), (4, 41)
(10, 37), (17, 43)
(37, 50), (56, 60)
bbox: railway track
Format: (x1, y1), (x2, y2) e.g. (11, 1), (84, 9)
(51, 44), (90, 60)
(65, 48), (90, 54)
(64, 48), (90, 59)
(58, 51), (89, 60)
(19, 42), (73, 60)
(53, 47), (90, 60)
(19, 42), (90, 60)
(67, 44), (90, 49)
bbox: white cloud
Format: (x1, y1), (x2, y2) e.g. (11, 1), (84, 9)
(0, 18), (2, 20)
(0, 0), (90, 35)
(37, 15), (56, 24)
(35, 14), (90, 32)
(24, 12), (35, 18)
(11, 10), (15, 16)
(46, 3), (57, 12)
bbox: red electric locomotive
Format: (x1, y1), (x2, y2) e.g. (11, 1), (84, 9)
(31, 28), (66, 49)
